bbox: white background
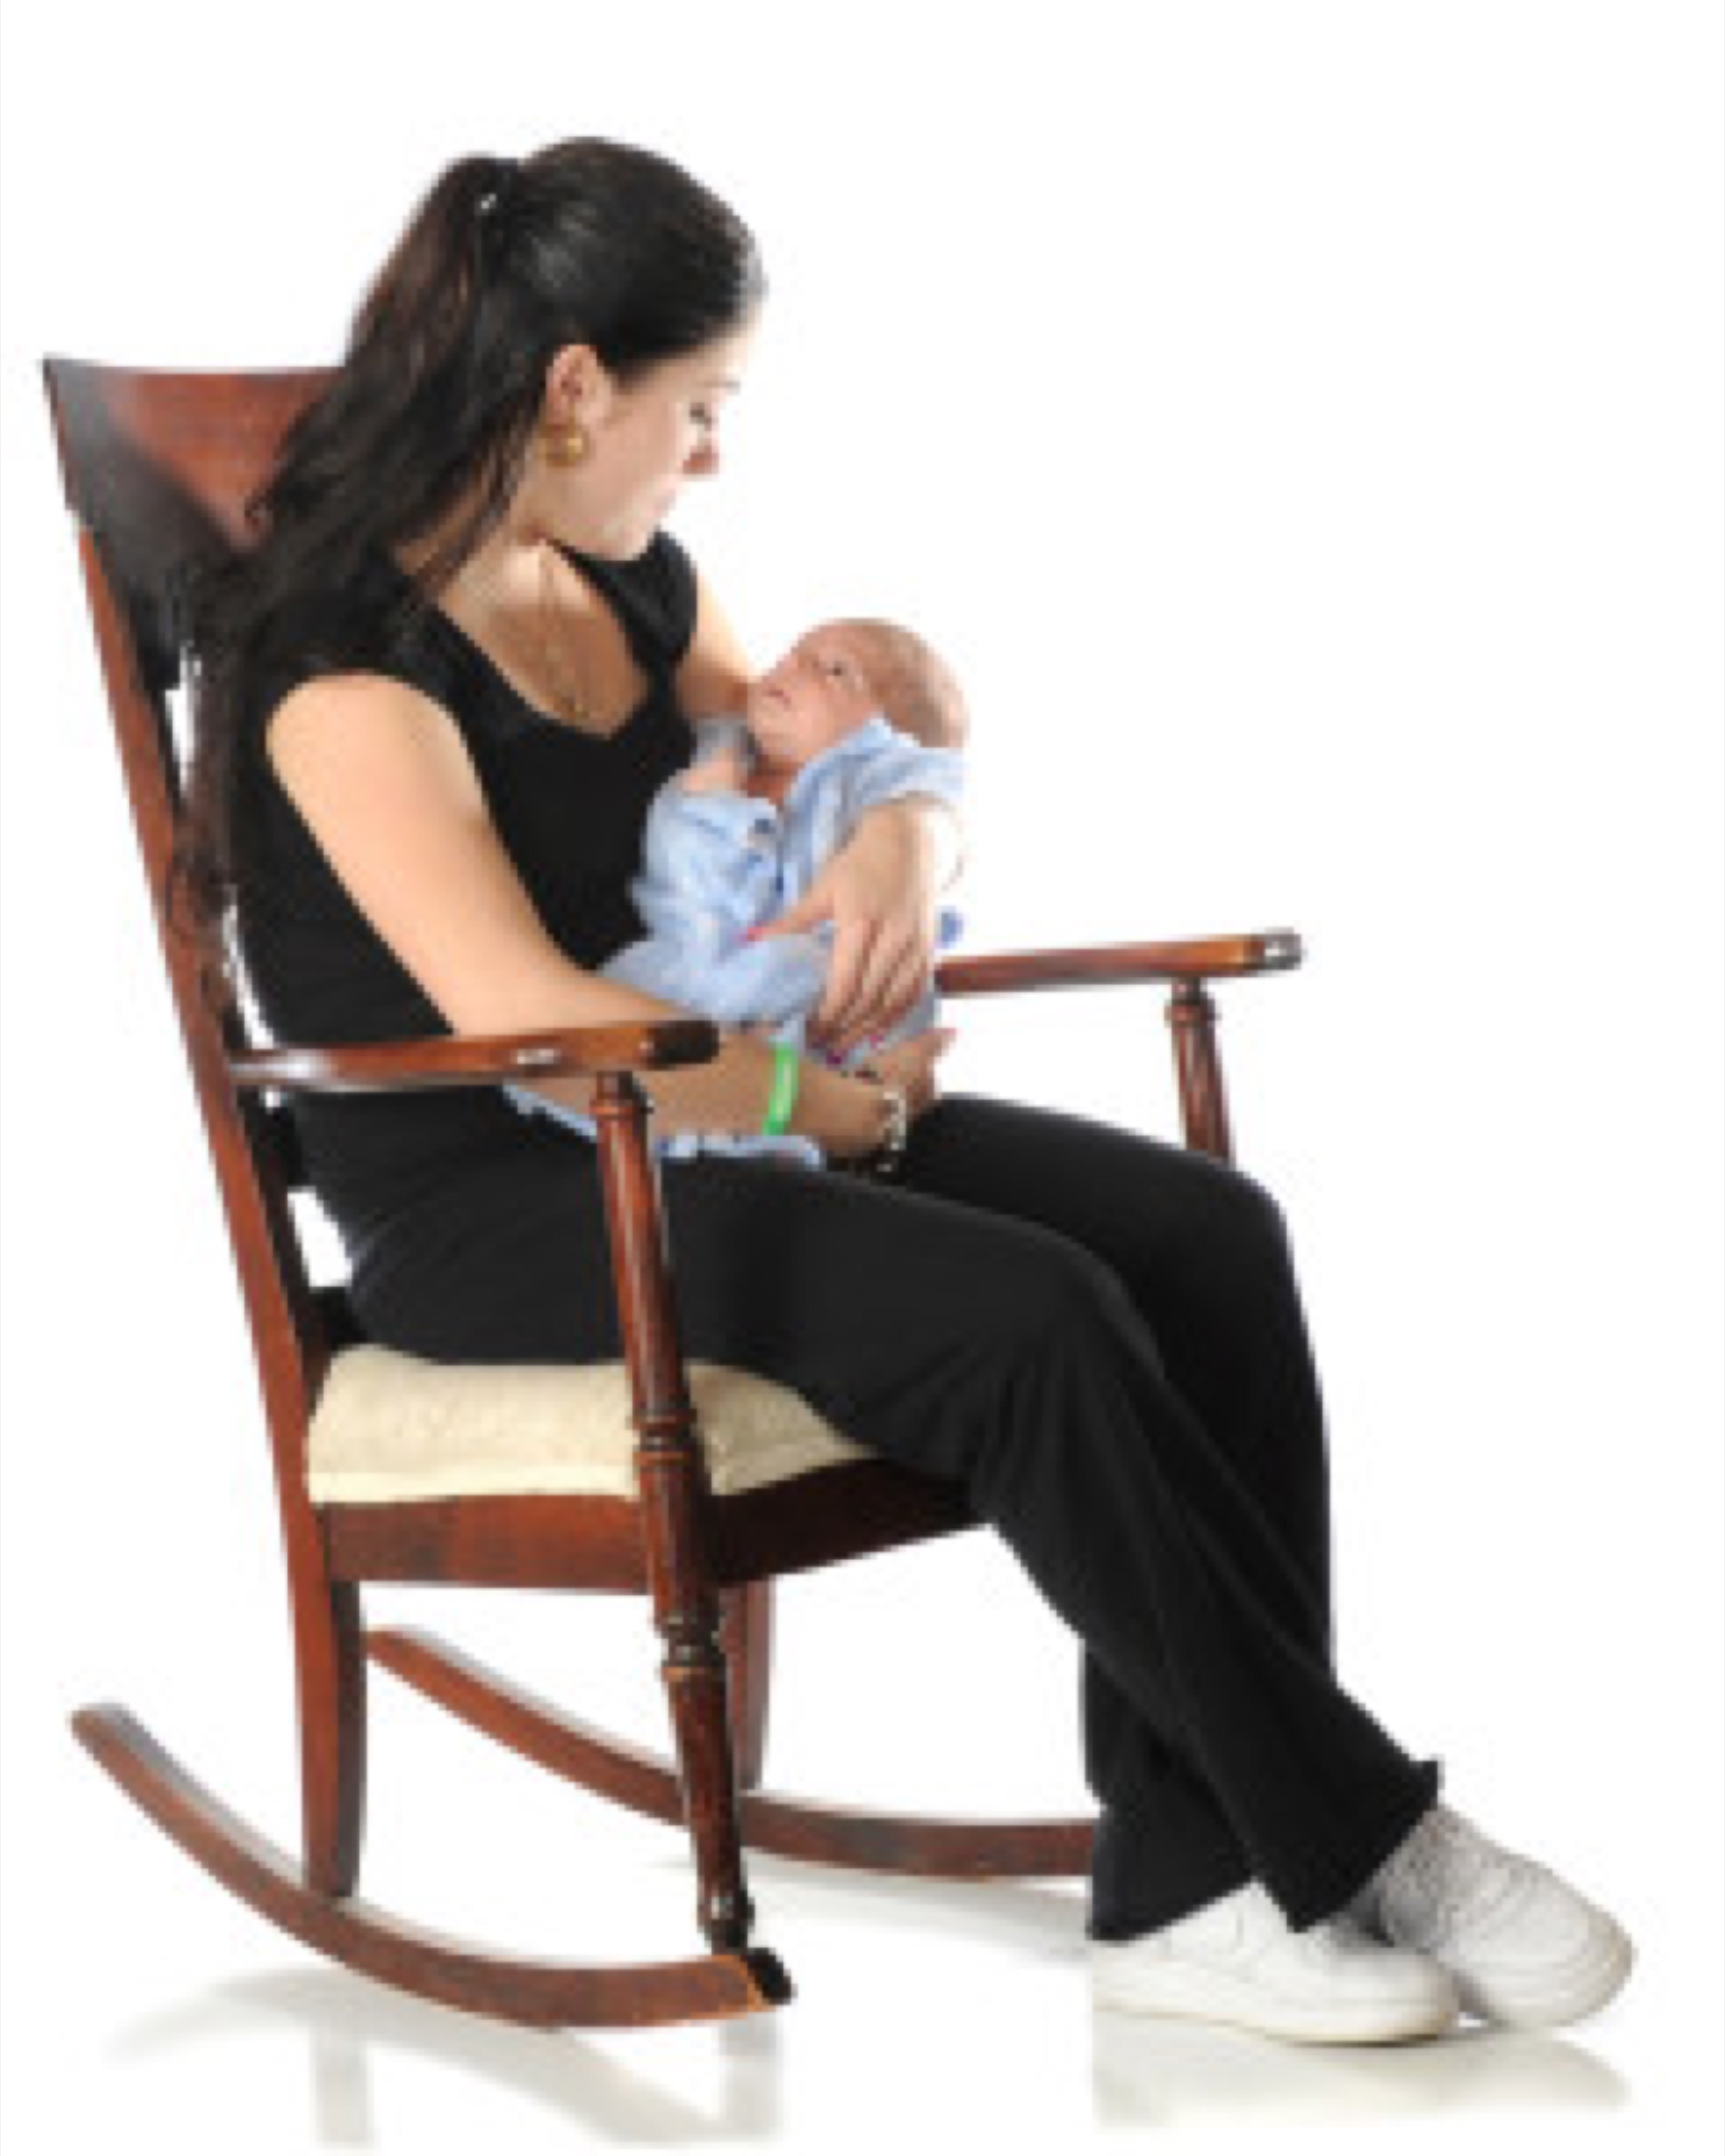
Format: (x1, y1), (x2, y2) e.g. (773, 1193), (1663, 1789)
(2, 3), (1720, 2150)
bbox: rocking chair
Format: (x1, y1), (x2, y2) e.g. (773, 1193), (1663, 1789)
(44, 356), (1304, 2030)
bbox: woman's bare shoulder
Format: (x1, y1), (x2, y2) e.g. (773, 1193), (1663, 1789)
(264, 670), (495, 873)
(266, 668), (450, 749)
(265, 669), (478, 789)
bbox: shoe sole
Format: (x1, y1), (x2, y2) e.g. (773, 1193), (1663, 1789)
(1091, 1961), (1460, 2047)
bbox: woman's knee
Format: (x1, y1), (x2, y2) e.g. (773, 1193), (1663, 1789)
(1179, 1154), (1294, 1276)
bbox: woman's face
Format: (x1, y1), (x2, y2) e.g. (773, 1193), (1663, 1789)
(542, 320), (757, 559)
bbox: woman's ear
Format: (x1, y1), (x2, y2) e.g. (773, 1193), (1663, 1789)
(542, 343), (615, 430)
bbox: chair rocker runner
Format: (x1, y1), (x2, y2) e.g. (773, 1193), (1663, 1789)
(46, 355), (1305, 2030)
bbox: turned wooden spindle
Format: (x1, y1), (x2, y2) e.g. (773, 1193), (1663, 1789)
(591, 1070), (753, 1952)
(1166, 981), (1235, 1163)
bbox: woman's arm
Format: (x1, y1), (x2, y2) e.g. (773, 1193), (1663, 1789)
(263, 672), (888, 1154)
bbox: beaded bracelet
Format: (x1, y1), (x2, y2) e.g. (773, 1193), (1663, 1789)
(857, 1073), (910, 1178)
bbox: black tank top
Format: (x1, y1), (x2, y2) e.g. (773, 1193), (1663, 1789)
(234, 531), (698, 1225)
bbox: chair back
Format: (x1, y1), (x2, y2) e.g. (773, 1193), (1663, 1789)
(43, 359), (342, 1506)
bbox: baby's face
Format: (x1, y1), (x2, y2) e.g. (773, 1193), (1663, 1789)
(746, 627), (879, 769)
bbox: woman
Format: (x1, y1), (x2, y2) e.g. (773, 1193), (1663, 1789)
(190, 138), (1630, 2045)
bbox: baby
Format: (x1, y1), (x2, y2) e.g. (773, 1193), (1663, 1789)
(510, 616), (966, 1164)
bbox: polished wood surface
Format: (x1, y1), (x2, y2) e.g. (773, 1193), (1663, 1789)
(319, 1460), (974, 1592)
(230, 1018), (720, 1094)
(720, 1582), (773, 1791)
(937, 930), (1301, 995)
(594, 1071), (752, 1951)
(371, 1628), (1094, 1878)
(74, 1707), (790, 2028)
(1168, 982), (1235, 1162)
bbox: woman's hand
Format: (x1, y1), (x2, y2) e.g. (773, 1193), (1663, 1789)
(807, 1027), (954, 1162)
(752, 799), (957, 1061)
(864, 1028), (953, 1123)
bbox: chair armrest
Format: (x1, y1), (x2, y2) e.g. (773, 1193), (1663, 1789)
(229, 1018), (720, 1096)
(935, 929), (1302, 998)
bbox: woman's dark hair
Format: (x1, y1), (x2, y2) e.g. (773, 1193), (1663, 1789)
(179, 138), (763, 937)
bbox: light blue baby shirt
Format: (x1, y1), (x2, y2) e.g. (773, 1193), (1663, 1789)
(510, 714), (964, 1165)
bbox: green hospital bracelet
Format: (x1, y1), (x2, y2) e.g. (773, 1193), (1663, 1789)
(760, 1042), (801, 1136)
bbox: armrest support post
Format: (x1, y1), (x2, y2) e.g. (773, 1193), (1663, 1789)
(590, 1073), (751, 1954)
(1167, 983), (1234, 1163)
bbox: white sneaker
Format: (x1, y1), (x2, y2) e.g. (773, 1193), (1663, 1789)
(1090, 1881), (1460, 2045)
(1353, 1805), (1633, 2029)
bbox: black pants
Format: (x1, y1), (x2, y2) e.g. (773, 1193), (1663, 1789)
(352, 1092), (1438, 1935)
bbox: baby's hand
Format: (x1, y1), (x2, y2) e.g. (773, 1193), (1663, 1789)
(681, 746), (749, 796)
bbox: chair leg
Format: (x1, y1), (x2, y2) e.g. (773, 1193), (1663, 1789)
(70, 1542), (791, 2031)
(719, 1582), (773, 1792)
(658, 1589), (755, 1953)
(295, 1571), (366, 1899)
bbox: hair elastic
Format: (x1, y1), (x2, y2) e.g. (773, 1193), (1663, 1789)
(478, 156), (522, 220)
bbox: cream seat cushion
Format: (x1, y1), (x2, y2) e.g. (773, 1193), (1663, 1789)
(306, 1344), (867, 1505)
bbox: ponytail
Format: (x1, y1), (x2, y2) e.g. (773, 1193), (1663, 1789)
(180, 138), (764, 945)
(348, 155), (517, 396)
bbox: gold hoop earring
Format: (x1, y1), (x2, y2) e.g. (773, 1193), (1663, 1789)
(542, 418), (588, 468)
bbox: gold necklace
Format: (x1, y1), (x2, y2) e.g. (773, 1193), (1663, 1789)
(455, 542), (604, 731)
(530, 544), (605, 731)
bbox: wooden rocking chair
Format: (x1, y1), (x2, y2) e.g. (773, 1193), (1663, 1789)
(44, 356), (1304, 2031)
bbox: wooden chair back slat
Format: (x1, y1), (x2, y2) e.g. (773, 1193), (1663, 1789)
(45, 358), (338, 1495)
(45, 362), (328, 694)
